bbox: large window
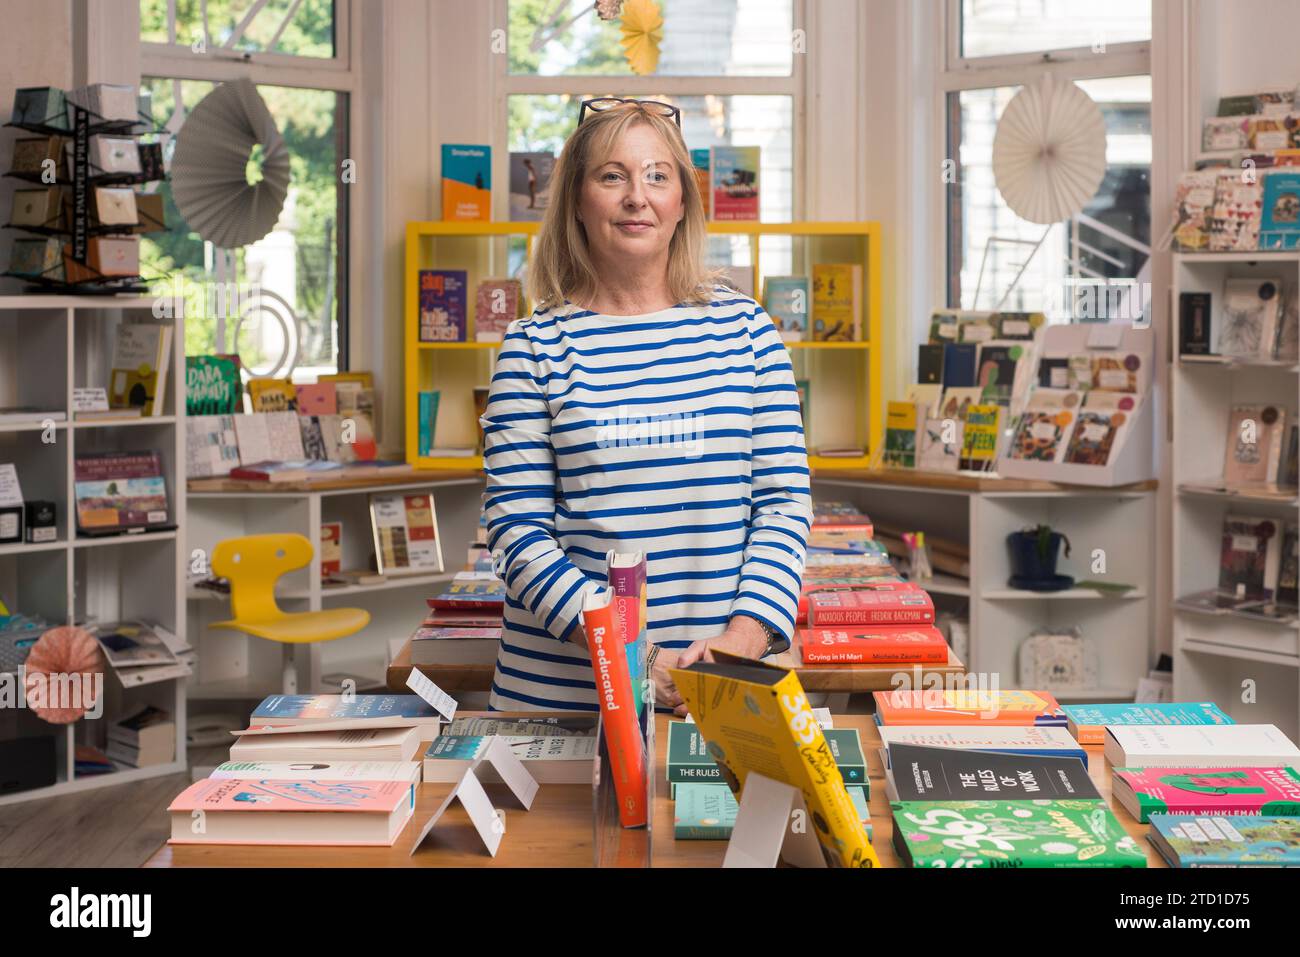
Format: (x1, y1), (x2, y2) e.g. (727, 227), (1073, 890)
(943, 1), (1151, 321)
(139, 0), (351, 377)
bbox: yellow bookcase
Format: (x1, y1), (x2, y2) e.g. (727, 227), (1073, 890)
(404, 220), (882, 471)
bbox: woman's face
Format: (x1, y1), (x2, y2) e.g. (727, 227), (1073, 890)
(577, 121), (685, 269)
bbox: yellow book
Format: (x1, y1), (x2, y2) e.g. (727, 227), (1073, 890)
(247, 377), (297, 413)
(811, 263), (862, 342)
(109, 323), (171, 416)
(670, 652), (879, 868)
(959, 402), (1001, 470)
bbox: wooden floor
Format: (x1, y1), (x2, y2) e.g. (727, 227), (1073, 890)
(0, 745), (226, 868)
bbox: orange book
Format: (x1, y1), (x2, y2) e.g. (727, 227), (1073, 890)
(581, 588), (647, 827)
(799, 626), (949, 664)
(873, 689), (1065, 727)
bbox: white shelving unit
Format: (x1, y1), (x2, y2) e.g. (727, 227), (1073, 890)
(0, 295), (187, 807)
(185, 476), (484, 700)
(1171, 251), (1300, 741)
(812, 475), (1157, 703)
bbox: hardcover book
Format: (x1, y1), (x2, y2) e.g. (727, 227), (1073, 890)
(1179, 291), (1213, 354)
(878, 725), (1086, 765)
(674, 782), (870, 841)
(1063, 391), (1131, 467)
(295, 382), (337, 416)
(1103, 723), (1300, 769)
(74, 451), (169, 532)
(441, 144), (490, 221)
(917, 343), (945, 384)
(807, 585), (934, 626)
(892, 800), (1146, 868)
(887, 744), (1099, 802)
(763, 275), (810, 342)
(941, 343), (978, 388)
(418, 269), (468, 343)
(1209, 171), (1262, 252)
(798, 626), (948, 664)
(1260, 170), (1300, 249)
(709, 145), (760, 221)
(1148, 814), (1300, 867)
(873, 689), (1066, 727)
(1112, 766), (1300, 822)
(1062, 702), (1234, 747)
(670, 653), (879, 866)
(973, 341), (1022, 406)
(109, 322), (171, 417)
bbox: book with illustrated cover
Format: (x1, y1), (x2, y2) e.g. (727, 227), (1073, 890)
(958, 403), (1000, 471)
(234, 412), (306, 464)
(671, 654), (879, 867)
(74, 451), (169, 532)
(918, 343), (945, 384)
(892, 800), (1146, 868)
(674, 782), (870, 841)
(1091, 354), (1139, 392)
(1218, 278), (1283, 358)
(1062, 702), (1234, 747)
(508, 151), (554, 222)
(251, 693), (444, 728)
(442, 144), (490, 221)
(763, 275), (810, 342)
(886, 744), (1099, 802)
(1260, 170), (1300, 249)
(938, 386), (982, 421)
(1007, 389), (1078, 462)
(370, 492), (443, 575)
(418, 269), (468, 342)
(918, 417), (962, 472)
(185, 354), (241, 416)
(608, 551), (649, 718)
(709, 145), (760, 221)
(811, 263), (861, 341)
(1278, 522), (1299, 606)
(1223, 404), (1288, 487)
(109, 322), (172, 417)
(973, 341), (1023, 406)
(444, 715), (599, 737)
(1112, 767), (1300, 823)
(320, 521), (341, 578)
(905, 383), (942, 418)
(186, 414), (241, 478)
(474, 279), (523, 342)
(1219, 514), (1280, 599)
(210, 761), (422, 784)
(423, 734), (597, 784)
(883, 401), (918, 468)
(1209, 171), (1262, 252)
(666, 720), (867, 790)
(295, 383), (337, 417)
(1149, 814), (1300, 867)
(1173, 170), (1218, 251)
(247, 377), (297, 412)
(1064, 392), (1132, 466)
(992, 311), (1043, 340)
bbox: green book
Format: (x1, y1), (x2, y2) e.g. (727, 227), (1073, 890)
(667, 720), (866, 794)
(891, 799), (1147, 868)
(675, 782), (871, 841)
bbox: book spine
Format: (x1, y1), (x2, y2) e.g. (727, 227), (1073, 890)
(801, 645), (948, 664)
(608, 559), (648, 715)
(582, 596), (648, 828)
(808, 607), (935, 626)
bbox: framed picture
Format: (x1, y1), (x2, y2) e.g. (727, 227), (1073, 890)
(369, 492), (444, 576)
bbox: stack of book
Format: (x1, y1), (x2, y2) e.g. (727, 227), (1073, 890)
(796, 502), (947, 666)
(105, 705), (175, 769)
(410, 543), (503, 667)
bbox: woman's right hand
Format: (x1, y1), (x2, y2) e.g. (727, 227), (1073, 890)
(651, 647), (687, 715)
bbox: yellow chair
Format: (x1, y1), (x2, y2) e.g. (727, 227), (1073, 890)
(209, 533), (370, 694)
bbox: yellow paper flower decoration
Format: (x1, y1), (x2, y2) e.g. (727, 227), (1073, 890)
(620, 0), (664, 76)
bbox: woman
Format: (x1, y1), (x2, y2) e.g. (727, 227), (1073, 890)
(482, 99), (812, 714)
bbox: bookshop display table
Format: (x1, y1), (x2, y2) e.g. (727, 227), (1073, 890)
(144, 713), (1164, 868)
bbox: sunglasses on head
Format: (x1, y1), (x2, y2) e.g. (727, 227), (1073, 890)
(578, 97), (681, 127)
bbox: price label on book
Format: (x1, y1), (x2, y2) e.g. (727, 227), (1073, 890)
(406, 669), (458, 723)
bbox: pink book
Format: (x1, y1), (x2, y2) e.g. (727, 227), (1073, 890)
(168, 777), (416, 845)
(807, 586), (935, 626)
(1112, 766), (1300, 822)
(295, 382), (338, 416)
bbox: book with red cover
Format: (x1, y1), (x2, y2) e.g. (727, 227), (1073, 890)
(873, 689), (1066, 727)
(607, 551), (649, 718)
(796, 575), (911, 624)
(581, 587), (648, 827)
(808, 584), (935, 626)
(799, 625), (949, 664)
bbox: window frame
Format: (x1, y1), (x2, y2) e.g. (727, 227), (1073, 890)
(491, 0), (807, 221)
(140, 0), (357, 373)
(937, 0), (1153, 312)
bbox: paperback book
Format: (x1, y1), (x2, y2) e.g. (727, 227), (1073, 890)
(1112, 766), (1300, 822)
(798, 626), (949, 664)
(878, 725), (1086, 766)
(418, 269), (468, 343)
(1148, 814), (1300, 867)
(1062, 701), (1234, 746)
(74, 451), (169, 533)
(886, 744), (1099, 802)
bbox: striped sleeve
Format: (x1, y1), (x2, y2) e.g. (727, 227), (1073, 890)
(728, 307), (813, 639)
(482, 319), (598, 642)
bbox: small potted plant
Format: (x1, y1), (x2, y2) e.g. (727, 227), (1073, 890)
(1007, 524), (1074, 591)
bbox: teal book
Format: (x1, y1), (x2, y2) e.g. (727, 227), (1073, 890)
(417, 390), (440, 456)
(667, 720), (866, 793)
(1061, 701), (1233, 746)
(763, 276), (810, 341)
(1261, 171), (1300, 250)
(674, 782), (870, 840)
(1148, 814), (1300, 867)
(891, 799), (1147, 868)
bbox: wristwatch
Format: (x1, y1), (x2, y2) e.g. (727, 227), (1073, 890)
(756, 620), (791, 657)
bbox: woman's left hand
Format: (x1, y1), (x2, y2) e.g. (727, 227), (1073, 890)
(670, 617), (769, 714)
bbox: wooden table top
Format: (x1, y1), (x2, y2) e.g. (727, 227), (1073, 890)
(186, 470), (479, 494)
(145, 713), (1163, 868)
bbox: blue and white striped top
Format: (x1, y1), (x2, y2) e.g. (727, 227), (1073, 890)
(482, 288), (812, 711)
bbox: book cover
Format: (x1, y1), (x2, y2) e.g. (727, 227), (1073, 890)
(1148, 815), (1300, 867)
(607, 551), (649, 718)
(320, 522), (342, 578)
(445, 715), (599, 737)
(210, 761), (421, 783)
(1062, 702), (1235, 747)
(474, 279), (523, 342)
(938, 386), (983, 421)
(1063, 392), (1131, 467)
(1007, 389), (1078, 462)
(371, 493), (443, 575)
(917, 417), (962, 472)
(798, 625), (948, 664)
(247, 377), (297, 413)
(185, 414), (241, 478)
(581, 588), (647, 827)
(251, 694), (443, 727)
(674, 782), (870, 841)
(888, 744), (1099, 801)
(917, 343), (945, 384)
(941, 344), (978, 389)
(958, 403), (1000, 471)
(1112, 767), (1300, 822)
(423, 734), (598, 784)
(671, 654), (879, 866)
(295, 382), (337, 417)
(109, 323), (170, 416)
(1224, 404), (1287, 487)
(1179, 291), (1213, 355)
(882, 401), (918, 469)
(811, 263), (861, 342)
(74, 451), (169, 531)
(892, 800), (1145, 868)
(185, 354), (241, 416)
(873, 689), (1066, 727)
(1104, 723), (1300, 769)
(442, 144), (490, 221)
(878, 725), (1086, 765)
(993, 311), (1043, 340)
(666, 720), (866, 788)
(1260, 170), (1300, 249)
(418, 269), (468, 343)
(1038, 356), (1070, 389)
(763, 275), (810, 342)
(1172, 170), (1218, 252)
(974, 341), (1022, 406)
(1209, 170), (1262, 252)
(807, 586), (934, 626)
(508, 151), (553, 221)
(691, 148), (710, 210)
(709, 145), (759, 221)
(418, 390), (440, 457)
(1219, 515), (1280, 599)
(1279, 522), (1299, 605)
(1219, 278), (1282, 358)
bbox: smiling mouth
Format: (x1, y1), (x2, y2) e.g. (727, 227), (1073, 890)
(617, 221), (653, 230)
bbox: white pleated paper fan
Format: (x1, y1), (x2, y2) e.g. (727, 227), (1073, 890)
(992, 75), (1107, 225)
(170, 78), (290, 248)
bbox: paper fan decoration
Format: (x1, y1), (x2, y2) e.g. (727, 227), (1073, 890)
(992, 74), (1107, 225)
(171, 77), (291, 248)
(23, 626), (105, 724)
(620, 0), (664, 76)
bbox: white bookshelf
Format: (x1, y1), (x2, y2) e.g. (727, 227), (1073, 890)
(1171, 251), (1300, 742)
(185, 477), (483, 700)
(812, 476), (1156, 703)
(0, 295), (187, 806)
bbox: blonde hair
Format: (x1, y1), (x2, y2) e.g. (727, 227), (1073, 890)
(529, 103), (714, 313)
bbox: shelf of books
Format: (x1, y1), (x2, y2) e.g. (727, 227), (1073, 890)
(1171, 251), (1300, 741)
(403, 220), (882, 471)
(0, 296), (187, 806)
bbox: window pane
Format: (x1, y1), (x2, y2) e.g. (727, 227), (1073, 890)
(508, 0), (792, 76)
(140, 0), (336, 58)
(141, 78), (346, 376)
(961, 0), (1150, 59)
(946, 76), (1151, 319)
